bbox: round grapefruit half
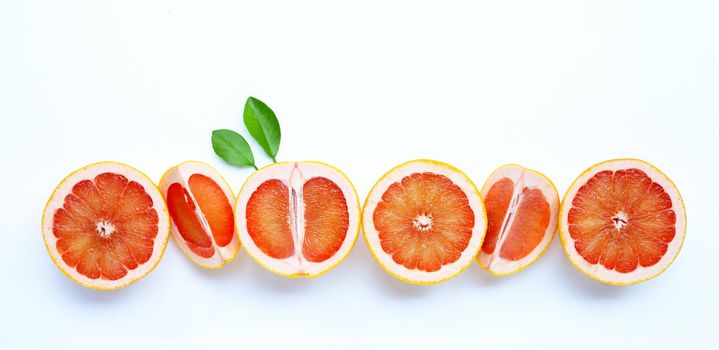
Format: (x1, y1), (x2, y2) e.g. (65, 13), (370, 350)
(478, 164), (559, 276)
(235, 161), (360, 278)
(362, 159), (487, 284)
(159, 161), (240, 269)
(559, 159), (686, 285)
(42, 162), (170, 290)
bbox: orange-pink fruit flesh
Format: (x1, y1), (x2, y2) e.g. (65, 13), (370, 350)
(166, 183), (214, 258)
(482, 177), (551, 261)
(499, 187), (550, 260)
(482, 178), (513, 255)
(187, 174), (234, 247)
(373, 173), (475, 272)
(302, 177), (349, 263)
(52, 173), (159, 280)
(567, 169), (676, 273)
(246, 179), (294, 259)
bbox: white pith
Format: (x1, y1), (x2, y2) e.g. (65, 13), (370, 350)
(235, 162), (360, 277)
(363, 160), (487, 284)
(159, 161), (240, 268)
(478, 164), (559, 275)
(42, 162), (170, 289)
(559, 159), (687, 285)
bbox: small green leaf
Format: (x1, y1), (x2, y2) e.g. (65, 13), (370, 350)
(244, 96), (281, 162)
(211, 129), (257, 169)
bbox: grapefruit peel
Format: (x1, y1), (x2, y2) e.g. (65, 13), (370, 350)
(558, 158), (687, 286)
(362, 159), (487, 285)
(159, 160), (240, 269)
(478, 164), (560, 277)
(41, 161), (171, 290)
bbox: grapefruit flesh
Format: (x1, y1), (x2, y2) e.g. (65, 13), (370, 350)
(478, 164), (559, 276)
(559, 159), (686, 285)
(363, 160), (486, 284)
(166, 183), (215, 258)
(189, 174), (235, 247)
(302, 177), (350, 262)
(42, 162), (170, 290)
(160, 161), (239, 268)
(246, 179), (293, 259)
(237, 161), (360, 277)
(373, 173), (475, 273)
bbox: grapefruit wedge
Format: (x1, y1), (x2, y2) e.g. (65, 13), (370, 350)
(559, 159), (686, 285)
(478, 164), (559, 276)
(235, 161), (360, 278)
(362, 160), (487, 284)
(42, 162), (170, 290)
(159, 161), (240, 268)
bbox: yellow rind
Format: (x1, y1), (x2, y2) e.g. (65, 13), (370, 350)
(41, 161), (171, 291)
(558, 158), (687, 286)
(160, 160), (241, 270)
(477, 163), (560, 277)
(235, 160), (361, 279)
(361, 159), (487, 285)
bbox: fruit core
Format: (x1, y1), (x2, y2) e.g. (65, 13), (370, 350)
(611, 211), (628, 230)
(412, 214), (433, 232)
(96, 219), (116, 238)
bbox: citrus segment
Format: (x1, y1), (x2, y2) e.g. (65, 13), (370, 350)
(42, 162), (170, 290)
(500, 188), (551, 260)
(188, 174), (235, 247)
(236, 162), (360, 278)
(159, 161), (240, 268)
(477, 164), (559, 276)
(482, 178), (514, 255)
(559, 159), (686, 285)
(246, 179), (293, 259)
(166, 183), (215, 258)
(363, 160), (486, 284)
(302, 177), (349, 263)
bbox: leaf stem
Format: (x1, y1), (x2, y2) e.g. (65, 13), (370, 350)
(271, 156), (277, 163)
(252, 164), (259, 170)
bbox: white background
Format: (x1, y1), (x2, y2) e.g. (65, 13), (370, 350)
(1, 1), (717, 349)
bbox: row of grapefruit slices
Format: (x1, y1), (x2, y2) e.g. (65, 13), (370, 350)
(42, 158), (686, 290)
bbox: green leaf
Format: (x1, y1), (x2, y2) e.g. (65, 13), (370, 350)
(211, 129), (257, 169)
(244, 96), (281, 162)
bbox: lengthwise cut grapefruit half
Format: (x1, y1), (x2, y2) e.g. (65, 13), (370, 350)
(235, 161), (360, 278)
(159, 161), (240, 269)
(42, 162), (170, 290)
(559, 159), (686, 285)
(478, 164), (559, 276)
(362, 160), (487, 285)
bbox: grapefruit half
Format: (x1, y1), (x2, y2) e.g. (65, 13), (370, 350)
(235, 161), (360, 278)
(159, 161), (240, 269)
(42, 162), (170, 290)
(559, 159), (686, 285)
(362, 159), (487, 284)
(478, 164), (559, 276)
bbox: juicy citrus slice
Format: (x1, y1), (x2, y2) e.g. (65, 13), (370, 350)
(559, 159), (686, 285)
(477, 164), (559, 276)
(235, 161), (360, 278)
(159, 161), (240, 269)
(41, 162), (170, 290)
(362, 159), (487, 284)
